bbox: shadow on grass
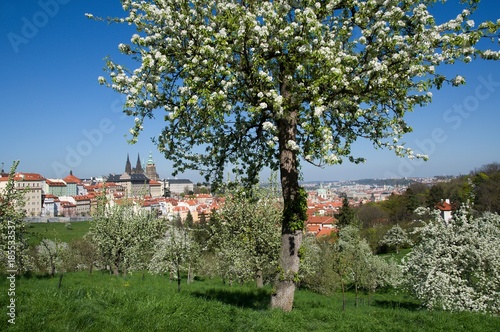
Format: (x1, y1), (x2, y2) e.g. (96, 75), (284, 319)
(373, 299), (421, 311)
(190, 287), (271, 310)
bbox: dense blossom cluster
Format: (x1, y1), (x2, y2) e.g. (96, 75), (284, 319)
(402, 207), (500, 313)
(380, 224), (412, 253)
(208, 185), (282, 285)
(90, 0), (499, 184)
(148, 221), (200, 288)
(89, 201), (166, 275)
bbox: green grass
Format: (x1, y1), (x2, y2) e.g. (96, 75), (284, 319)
(380, 247), (412, 263)
(26, 221), (92, 246)
(1, 271), (498, 332)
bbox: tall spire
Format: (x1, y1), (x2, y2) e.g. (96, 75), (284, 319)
(125, 153), (132, 174)
(135, 153), (144, 174)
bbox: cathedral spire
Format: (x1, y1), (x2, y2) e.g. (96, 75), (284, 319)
(135, 153), (144, 174)
(125, 153), (132, 174)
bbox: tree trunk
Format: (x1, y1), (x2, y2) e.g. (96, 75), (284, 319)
(177, 266), (181, 292)
(340, 270), (346, 311)
(271, 94), (305, 311)
(255, 269), (263, 288)
(58, 273), (64, 289)
(355, 283), (359, 307)
(271, 230), (303, 311)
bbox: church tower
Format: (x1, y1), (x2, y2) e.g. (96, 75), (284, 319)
(145, 151), (159, 180)
(125, 154), (132, 174)
(134, 153), (144, 174)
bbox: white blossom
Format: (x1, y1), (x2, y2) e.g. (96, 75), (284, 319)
(452, 75), (465, 86)
(402, 208), (500, 313)
(262, 121), (276, 131)
(286, 140), (300, 151)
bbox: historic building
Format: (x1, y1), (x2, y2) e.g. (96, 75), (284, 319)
(105, 153), (155, 197)
(124, 152), (159, 180)
(106, 172), (150, 197)
(0, 172), (45, 216)
(145, 152), (160, 181)
(110, 152), (194, 197)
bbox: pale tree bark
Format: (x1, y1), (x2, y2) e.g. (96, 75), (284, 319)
(255, 269), (263, 288)
(271, 81), (305, 311)
(271, 230), (303, 311)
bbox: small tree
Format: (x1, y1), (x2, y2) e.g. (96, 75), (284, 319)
(336, 195), (356, 229)
(209, 184), (282, 287)
(364, 255), (401, 304)
(34, 239), (69, 277)
(0, 160), (31, 274)
(299, 234), (340, 296)
(68, 236), (101, 275)
(149, 221), (200, 292)
(402, 207), (500, 313)
(90, 199), (165, 276)
(380, 224), (412, 254)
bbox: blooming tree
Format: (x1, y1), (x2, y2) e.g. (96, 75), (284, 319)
(149, 221), (200, 292)
(0, 161), (31, 274)
(208, 184), (282, 287)
(402, 207), (500, 313)
(90, 200), (165, 276)
(92, 0), (499, 310)
(34, 239), (69, 277)
(380, 223), (412, 253)
(300, 227), (399, 304)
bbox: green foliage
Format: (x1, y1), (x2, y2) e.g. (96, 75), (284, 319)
(89, 202), (165, 276)
(0, 161), (31, 274)
(282, 187), (307, 232)
(209, 184), (282, 286)
(300, 226), (399, 305)
(336, 195), (356, 229)
(67, 236), (100, 275)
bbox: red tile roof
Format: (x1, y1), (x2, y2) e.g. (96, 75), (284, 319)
(316, 228), (336, 238)
(74, 195), (91, 201)
(0, 173), (46, 182)
(63, 173), (81, 184)
(307, 215), (335, 225)
(306, 225), (321, 233)
(436, 201), (453, 211)
(46, 180), (66, 186)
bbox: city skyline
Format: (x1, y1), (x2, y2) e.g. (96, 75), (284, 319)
(1, 1), (499, 183)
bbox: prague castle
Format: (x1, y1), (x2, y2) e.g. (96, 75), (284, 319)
(124, 152), (159, 181)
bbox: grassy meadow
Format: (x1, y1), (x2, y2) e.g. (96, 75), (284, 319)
(1, 221), (498, 331)
(26, 220), (92, 246)
(1, 271), (499, 332)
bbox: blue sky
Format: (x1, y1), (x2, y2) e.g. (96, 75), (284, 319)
(1, 0), (499, 183)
